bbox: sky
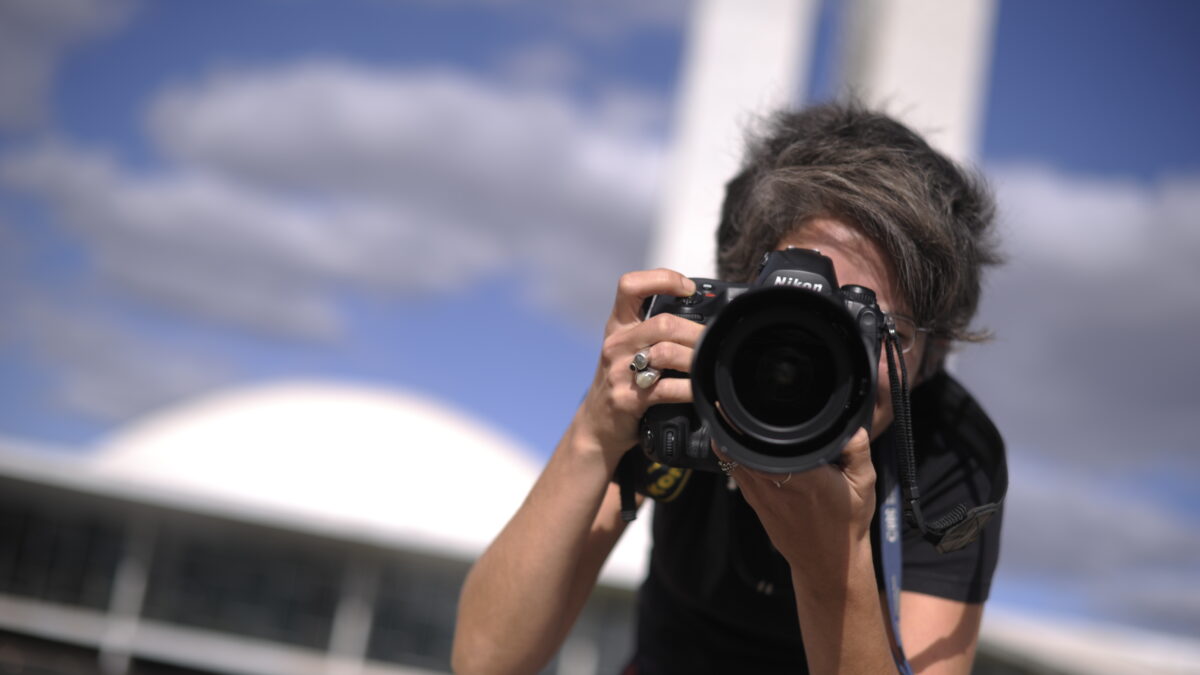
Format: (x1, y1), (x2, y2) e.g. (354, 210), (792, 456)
(0, 0), (1197, 642)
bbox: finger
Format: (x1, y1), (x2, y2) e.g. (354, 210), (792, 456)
(838, 427), (872, 475)
(611, 269), (697, 325)
(623, 312), (706, 350)
(610, 372), (693, 415)
(600, 320), (699, 379)
(601, 313), (704, 372)
(607, 361), (693, 407)
(641, 376), (693, 405)
(635, 341), (694, 374)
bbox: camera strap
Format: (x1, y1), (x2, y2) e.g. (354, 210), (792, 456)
(879, 326), (918, 674)
(878, 448), (913, 675)
(617, 448), (640, 523)
(883, 319), (1007, 554)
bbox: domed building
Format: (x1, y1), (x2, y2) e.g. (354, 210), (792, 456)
(7, 382), (1193, 675)
(0, 381), (650, 674)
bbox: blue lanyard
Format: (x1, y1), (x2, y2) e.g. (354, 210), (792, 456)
(879, 440), (914, 675)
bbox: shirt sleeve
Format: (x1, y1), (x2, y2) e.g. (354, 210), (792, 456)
(899, 373), (1006, 604)
(900, 467), (1003, 603)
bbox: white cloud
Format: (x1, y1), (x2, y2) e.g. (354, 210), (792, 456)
(4, 299), (233, 422)
(0, 0), (135, 131)
(145, 62), (664, 215)
(955, 164), (1200, 634)
(999, 451), (1200, 635)
(2, 61), (668, 336)
(989, 164), (1156, 271)
(497, 42), (583, 87)
(1002, 454), (1199, 578)
(1, 143), (353, 338)
(956, 164), (1200, 465)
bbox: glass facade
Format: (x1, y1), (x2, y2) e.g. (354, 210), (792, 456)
(142, 522), (342, 650)
(367, 553), (470, 670)
(0, 476), (637, 674)
(0, 487), (123, 610)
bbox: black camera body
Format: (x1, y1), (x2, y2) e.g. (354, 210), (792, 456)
(639, 248), (885, 474)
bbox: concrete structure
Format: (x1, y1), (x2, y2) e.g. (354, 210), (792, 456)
(3, 382), (1198, 674)
(647, 0), (998, 276)
(0, 382), (650, 674)
(647, 0), (821, 277)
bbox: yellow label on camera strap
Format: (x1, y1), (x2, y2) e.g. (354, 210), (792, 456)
(643, 462), (693, 503)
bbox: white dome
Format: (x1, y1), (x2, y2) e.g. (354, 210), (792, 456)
(91, 380), (650, 586)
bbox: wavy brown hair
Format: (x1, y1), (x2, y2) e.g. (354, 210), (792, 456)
(716, 103), (1001, 357)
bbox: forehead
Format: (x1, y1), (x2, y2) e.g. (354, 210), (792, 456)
(774, 217), (908, 313)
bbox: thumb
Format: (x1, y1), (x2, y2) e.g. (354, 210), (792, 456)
(839, 427), (873, 477)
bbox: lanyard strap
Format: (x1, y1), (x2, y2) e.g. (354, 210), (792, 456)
(880, 324), (914, 674)
(879, 440), (914, 675)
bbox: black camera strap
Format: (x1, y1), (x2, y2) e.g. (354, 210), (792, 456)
(883, 318), (1007, 554)
(617, 448), (639, 522)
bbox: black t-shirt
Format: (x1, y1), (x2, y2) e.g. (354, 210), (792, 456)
(627, 372), (1005, 675)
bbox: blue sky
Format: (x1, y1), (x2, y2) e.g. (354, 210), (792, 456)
(985, 0), (1200, 179)
(1, 0), (1198, 641)
(1, 0), (683, 450)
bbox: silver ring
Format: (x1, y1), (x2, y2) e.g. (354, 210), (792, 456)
(629, 349), (651, 372)
(773, 473), (792, 488)
(718, 459), (738, 477)
(634, 367), (660, 389)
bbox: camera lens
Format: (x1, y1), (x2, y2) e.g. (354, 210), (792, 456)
(715, 309), (850, 445)
(730, 326), (834, 428)
(691, 285), (874, 473)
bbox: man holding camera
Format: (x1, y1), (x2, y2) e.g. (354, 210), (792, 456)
(453, 103), (1005, 675)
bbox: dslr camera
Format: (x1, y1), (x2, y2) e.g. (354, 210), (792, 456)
(639, 248), (885, 474)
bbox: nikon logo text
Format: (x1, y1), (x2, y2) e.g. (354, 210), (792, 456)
(773, 276), (823, 291)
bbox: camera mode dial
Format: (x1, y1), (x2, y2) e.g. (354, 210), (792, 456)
(840, 284), (876, 306)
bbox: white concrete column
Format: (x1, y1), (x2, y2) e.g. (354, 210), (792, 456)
(842, 0), (999, 162)
(647, 0), (822, 277)
(325, 556), (380, 675)
(99, 516), (156, 675)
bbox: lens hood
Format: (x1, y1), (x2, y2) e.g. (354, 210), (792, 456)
(691, 285), (876, 473)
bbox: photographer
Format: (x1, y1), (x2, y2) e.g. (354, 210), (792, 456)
(453, 103), (1004, 675)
